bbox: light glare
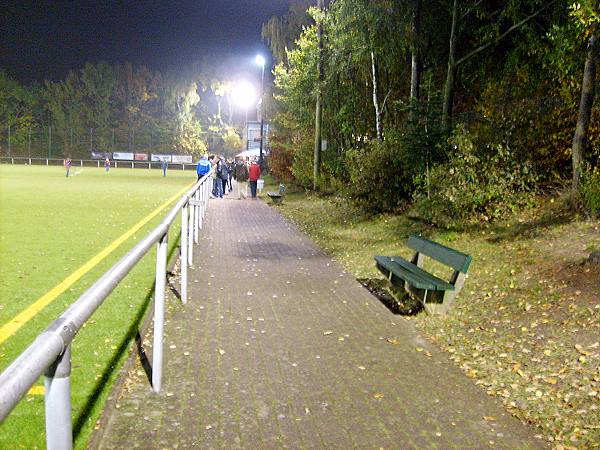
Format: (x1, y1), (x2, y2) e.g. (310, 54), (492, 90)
(232, 80), (256, 108)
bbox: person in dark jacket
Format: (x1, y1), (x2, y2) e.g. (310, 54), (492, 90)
(248, 159), (261, 198)
(233, 160), (249, 199)
(227, 160), (234, 192)
(218, 156), (229, 196)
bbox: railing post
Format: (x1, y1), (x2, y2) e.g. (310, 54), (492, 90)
(180, 202), (188, 304)
(152, 232), (168, 392)
(187, 201), (194, 266)
(204, 179), (209, 214)
(45, 345), (73, 450)
(194, 190), (200, 244)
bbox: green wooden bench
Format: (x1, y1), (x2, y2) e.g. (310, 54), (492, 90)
(375, 235), (472, 315)
(267, 184), (285, 204)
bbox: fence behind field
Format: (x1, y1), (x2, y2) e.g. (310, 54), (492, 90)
(0, 167), (215, 449)
(0, 156), (198, 171)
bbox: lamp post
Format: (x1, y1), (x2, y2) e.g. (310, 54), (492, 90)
(256, 54), (266, 169)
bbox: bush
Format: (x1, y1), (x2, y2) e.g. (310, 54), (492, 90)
(268, 141), (295, 182)
(412, 126), (538, 228)
(344, 138), (414, 213)
(581, 165), (600, 218)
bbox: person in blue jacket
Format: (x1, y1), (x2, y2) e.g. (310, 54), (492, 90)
(196, 154), (211, 180)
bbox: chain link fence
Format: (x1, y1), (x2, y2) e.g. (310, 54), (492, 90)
(0, 125), (181, 159)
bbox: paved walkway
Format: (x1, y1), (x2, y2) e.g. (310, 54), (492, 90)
(92, 196), (545, 449)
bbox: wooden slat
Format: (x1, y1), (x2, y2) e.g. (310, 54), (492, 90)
(375, 256), (454, 291)
(407, 235), (472, 273)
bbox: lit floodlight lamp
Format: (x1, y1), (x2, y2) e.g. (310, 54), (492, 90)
(255, 54), (266, 68)
(232, 80), (257, 109)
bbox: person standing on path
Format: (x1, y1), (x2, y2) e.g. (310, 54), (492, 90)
(233, 160), (249, 199)
(248, 159), (261, 198)
(196, 154), (211, 181)
(161, 159), (168, 177)
(214, 157), (225, 198)
(209, 155), (221, 197)
(104, 157), (110, 173)
(219, 157), (229, 196)
(227, 160), (234, 192)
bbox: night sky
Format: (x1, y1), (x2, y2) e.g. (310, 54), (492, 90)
(1, 0), (293, 83)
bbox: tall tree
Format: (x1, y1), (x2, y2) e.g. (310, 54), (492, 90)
(262, 1), (313, 67)
(442, 0), (557, 131)
(410, 0), (422, 103)
(571, 2), (599, 190)
(313, 0), (324, 190)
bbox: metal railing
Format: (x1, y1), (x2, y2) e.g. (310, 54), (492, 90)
(0, 168), (214, 449)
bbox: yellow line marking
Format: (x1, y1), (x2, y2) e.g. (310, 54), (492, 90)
(28, 385), (44, 396)
(0, 182), (193, 345)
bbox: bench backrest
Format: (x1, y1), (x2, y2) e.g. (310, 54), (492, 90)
(279, 184), (286, 195)
(407, 235), (472, 273)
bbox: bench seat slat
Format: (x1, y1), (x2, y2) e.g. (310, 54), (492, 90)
(375, 256), (454, 291)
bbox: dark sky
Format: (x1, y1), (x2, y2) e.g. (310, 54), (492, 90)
(1, 0), (293, 83)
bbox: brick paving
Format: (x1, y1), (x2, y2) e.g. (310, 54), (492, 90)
(92, 196), (546, 449)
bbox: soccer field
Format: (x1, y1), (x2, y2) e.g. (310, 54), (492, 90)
(0, 165), (194, 448)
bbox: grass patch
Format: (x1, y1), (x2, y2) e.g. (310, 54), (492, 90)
(0, 165), (195, 448)
(266, 181), (600, 447)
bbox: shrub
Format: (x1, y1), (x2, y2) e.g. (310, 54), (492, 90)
(581, 165), (600, 218)
(268, 141), (295, 182)
(344, 138), (414, 213)
(412, 126), (538, 228)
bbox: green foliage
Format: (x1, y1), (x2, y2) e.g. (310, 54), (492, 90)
(413, 126), (538, 228)
(581, 164), (600, 217)
(344, 137), (413, 213)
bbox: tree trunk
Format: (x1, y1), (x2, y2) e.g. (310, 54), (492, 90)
(572, 33), (598, 191)
(410, 0), (421, 103)
(371, 51), (383, 141)
(442, 0), (458, 133)
(313, 0), (324, 191)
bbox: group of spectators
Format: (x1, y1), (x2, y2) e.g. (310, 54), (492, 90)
(196, 155), (261, 199)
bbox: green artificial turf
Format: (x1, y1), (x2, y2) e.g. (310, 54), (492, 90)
(0, 164), (196, 448)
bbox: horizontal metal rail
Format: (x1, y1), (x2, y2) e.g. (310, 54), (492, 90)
(0, 167), (214, 449)
(0, 156), (198, 170)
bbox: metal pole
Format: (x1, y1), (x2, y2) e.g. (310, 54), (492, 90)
(8, 123), (11, 157)
(259, 63), (265, 169)
(49, 126), (52, 158)
(44, 345), (73, 450)
(180, 203), (188, 304)
(28, 126), (31, 159)
(194, 190), (200, 244)
(152, 232), (168, 392)
(187, 204), (194, 266)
